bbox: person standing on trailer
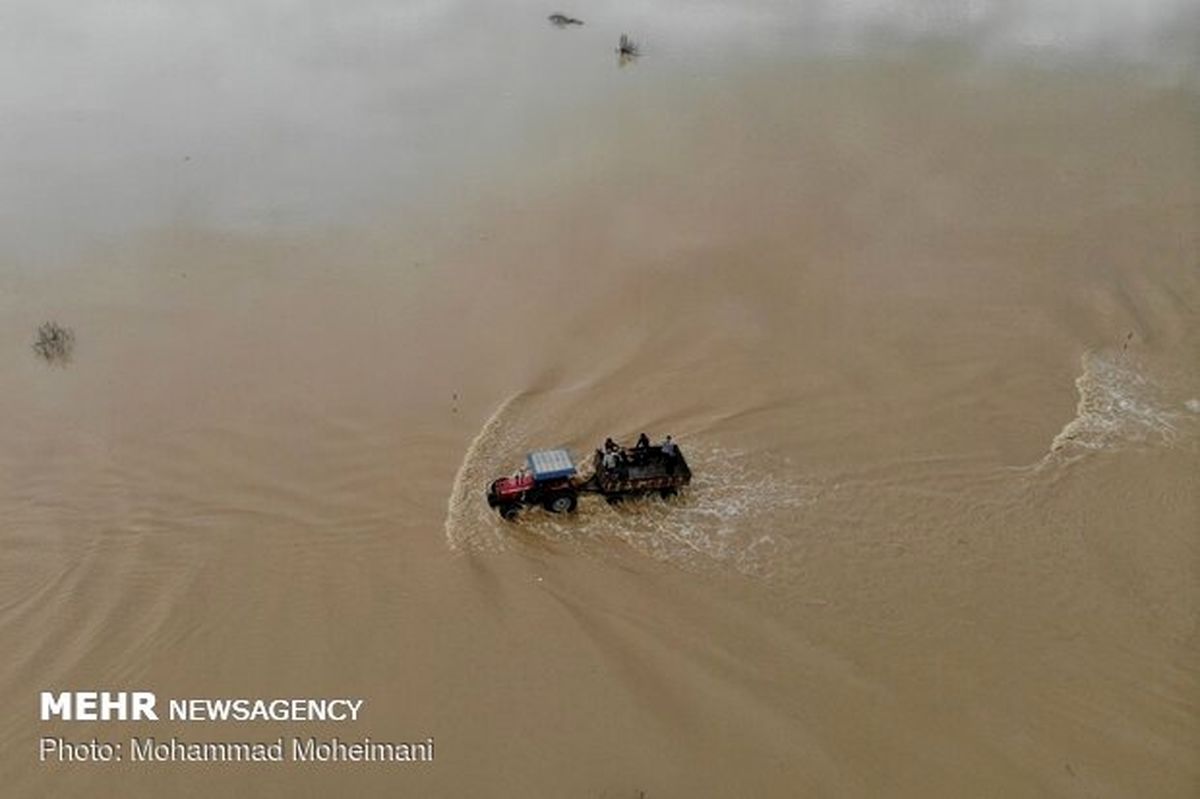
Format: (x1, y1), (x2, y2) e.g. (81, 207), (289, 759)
(661, 435), (678, 475)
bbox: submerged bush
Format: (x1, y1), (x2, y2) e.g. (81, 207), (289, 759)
(32, 321), (75, 366)
(617, 33), (641, 63)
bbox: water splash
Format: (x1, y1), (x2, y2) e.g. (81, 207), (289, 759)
(444, 393), (528, 553)
(446, 404), (816, 577)
(443, 386), (598, 551)
(596, 447), (815, 577)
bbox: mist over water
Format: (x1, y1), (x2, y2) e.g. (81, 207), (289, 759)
(2, 1), (1198, 796)
(1, 0), (1196, 255)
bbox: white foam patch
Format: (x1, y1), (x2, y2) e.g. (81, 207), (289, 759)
(1049, 351), (1180, 457)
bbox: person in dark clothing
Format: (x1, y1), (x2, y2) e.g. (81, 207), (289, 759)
(613, 449), (629, 481)
(604, 437), (619, 453)
(661, 435), (678, 475)
(628, 433), (651, 465)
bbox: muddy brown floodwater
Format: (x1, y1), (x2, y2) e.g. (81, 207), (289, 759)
(2, 1), (1198, 796)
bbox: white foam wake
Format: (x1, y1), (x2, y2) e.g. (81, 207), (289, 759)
(598, 447), (816, 577)
(444, 393), (527, 553)
(446, 406), (816, 576)
(1049, 351), (1180, 457)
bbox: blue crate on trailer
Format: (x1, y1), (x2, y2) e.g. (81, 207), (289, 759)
(527, 449), (576, 482)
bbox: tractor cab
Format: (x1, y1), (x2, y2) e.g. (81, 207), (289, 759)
(526, 449), (577, 482)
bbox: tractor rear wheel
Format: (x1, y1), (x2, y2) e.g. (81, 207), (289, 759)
(544, 494), (578, 514)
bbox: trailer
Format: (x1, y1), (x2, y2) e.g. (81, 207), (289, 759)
(485, 440), (691, 521)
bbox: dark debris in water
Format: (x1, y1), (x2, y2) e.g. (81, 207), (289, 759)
(617, 33), (641, 65)
(548, 13), (583, 27)
(32, 321), (75, 366)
